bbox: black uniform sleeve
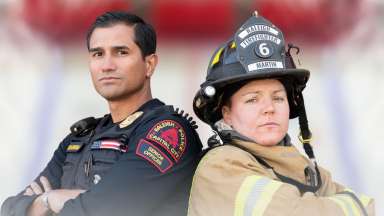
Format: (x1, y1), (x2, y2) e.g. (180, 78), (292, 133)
(59, 115), (202, 216)
(1, 135), (71, 216)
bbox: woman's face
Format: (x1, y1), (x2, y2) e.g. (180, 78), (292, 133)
(222, 79), (290, 146)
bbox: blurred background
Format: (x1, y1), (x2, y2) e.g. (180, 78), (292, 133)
(0, 0), (383, 214)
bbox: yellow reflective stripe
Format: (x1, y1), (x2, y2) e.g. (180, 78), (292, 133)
(252, 180), (282, 215)
(335, 194), (360, 215)
(210, 47), (224, 67)
(234, 176), (282, 216)
(329, 192), (367, 216)
(344, 188), (372, 208)
(234, 175), (263, 216)
(244, 178), (270, 216)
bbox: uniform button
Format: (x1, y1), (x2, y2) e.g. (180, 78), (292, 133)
(93, 174), (101, 184)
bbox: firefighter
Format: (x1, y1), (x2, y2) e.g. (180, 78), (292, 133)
(188, 12), (374, 216)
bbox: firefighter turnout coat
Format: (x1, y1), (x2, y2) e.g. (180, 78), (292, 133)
(188, 135), (374, 216)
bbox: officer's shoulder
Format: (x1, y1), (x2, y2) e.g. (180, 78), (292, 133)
(134, 106), (199, 171)
(150, 105), (198, 130)
(55, 116), (100, 150)
(69, 115), (104, 137)
(203, 145), (255, 164)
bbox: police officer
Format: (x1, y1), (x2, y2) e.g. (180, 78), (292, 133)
(188, 12), (374, 215)
(1, 11), (202, 216)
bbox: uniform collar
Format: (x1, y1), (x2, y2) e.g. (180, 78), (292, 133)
(215, 119), (291, 146)
(137, 98), (164, 112)
(230, 136), (310, 183)
(219, 129), (292, 147)
(100, 98), (164, 128)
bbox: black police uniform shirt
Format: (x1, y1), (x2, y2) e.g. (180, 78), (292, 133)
(1, 99), (203, 216)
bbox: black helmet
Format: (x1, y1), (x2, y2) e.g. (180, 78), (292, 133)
(193, 12), (310, 126)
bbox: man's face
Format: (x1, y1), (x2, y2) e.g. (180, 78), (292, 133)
(88, 23), (154, 102)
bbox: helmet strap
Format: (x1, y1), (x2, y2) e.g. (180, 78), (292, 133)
(297, 93), (314, 159)
(297, 92), (322, 190)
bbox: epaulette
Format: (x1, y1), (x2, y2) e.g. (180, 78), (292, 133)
(173, 107), (198, 129)
(70, 116), (100, 137)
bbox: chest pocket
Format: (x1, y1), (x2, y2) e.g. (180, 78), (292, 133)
(61, 152), (83, 189)
(89, 149), (121, 185)
(61, 141), (86, 189)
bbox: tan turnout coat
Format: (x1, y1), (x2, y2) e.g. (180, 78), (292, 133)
(188, 139), (374, 216)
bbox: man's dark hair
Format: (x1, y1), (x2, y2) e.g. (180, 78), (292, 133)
(86, 11), (156, 58)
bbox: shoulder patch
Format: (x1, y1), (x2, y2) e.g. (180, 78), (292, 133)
(136, 139), (173, 173)
(146, 120), (187, 161)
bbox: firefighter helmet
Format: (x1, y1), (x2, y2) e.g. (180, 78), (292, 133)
(193, 12), (310, 125)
